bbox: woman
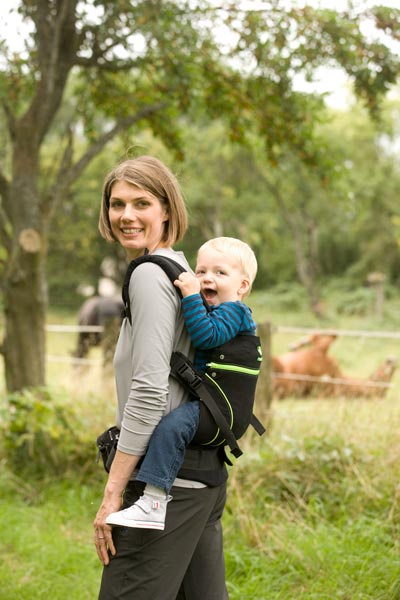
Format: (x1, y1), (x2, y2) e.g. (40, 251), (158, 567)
(94, 156), (229, 600)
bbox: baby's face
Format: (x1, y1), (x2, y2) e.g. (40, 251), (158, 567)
(195, 248), (249, 306)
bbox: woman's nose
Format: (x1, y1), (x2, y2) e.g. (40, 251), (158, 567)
(121, 204), (137, 221)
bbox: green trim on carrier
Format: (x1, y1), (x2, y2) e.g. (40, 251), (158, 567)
(206, 362), (260, 376)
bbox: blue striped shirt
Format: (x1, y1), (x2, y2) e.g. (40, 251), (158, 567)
(181, 294), (257, 371)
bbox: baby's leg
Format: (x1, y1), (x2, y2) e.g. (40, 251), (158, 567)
(136, 400), (200, 493)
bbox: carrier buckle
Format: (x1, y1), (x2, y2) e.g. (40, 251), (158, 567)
(170, 352), (203, 390)
(176, 362), (202, 389)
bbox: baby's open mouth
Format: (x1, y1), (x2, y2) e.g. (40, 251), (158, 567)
(202, 288), (217, 302)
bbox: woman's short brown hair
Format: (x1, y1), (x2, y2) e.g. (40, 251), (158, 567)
(99, 155), (188, 246)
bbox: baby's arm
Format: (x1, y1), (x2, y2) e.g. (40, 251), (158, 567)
(174, 271), (201, 298)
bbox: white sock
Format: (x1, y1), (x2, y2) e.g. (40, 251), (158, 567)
(145, 484), (166, 498)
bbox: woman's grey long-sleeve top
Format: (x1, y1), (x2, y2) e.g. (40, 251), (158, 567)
(113, 249), (193, 457)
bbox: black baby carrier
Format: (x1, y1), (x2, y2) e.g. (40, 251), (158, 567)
(122, 253), (265, 459)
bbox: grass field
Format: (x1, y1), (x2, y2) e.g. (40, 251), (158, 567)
(1, 396), (399, 599)
(0, 288), (399, 599)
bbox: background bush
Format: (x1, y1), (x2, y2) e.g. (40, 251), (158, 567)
(0, 387), (97, 478)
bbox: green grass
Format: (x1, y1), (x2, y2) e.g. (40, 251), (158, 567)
(223, 396), (400, 599)
(1, 395), (400, 599)
(226, 519), (400, 600)
(0, 474), (103, 599)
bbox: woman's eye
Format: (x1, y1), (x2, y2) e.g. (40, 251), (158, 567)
(110, 200), (124, 209)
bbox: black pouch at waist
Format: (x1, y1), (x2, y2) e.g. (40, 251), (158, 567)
(96, 426), (120, 473)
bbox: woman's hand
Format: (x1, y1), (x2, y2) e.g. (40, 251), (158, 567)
(93, 450), (141, 565)
(93, 495), (121, 565)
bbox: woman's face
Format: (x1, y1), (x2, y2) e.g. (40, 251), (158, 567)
(108, 180), (169, 259)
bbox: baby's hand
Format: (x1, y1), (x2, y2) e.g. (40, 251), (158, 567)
(174, 272), (201, 298)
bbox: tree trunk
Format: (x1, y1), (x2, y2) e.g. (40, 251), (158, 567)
(259, 171), (323, 316)
(2, 155), (47, 391)
(3, 249), (47, 391)
(291, 225), (323, 318)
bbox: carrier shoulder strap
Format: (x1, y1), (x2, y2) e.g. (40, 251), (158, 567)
(123, 254), (189, 325)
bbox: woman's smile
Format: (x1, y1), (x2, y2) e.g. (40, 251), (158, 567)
(120, 227), (144, 238)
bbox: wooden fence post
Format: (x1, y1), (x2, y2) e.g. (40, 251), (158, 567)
(255, 321), (273, 425)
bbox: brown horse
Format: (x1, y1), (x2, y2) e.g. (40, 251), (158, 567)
(272, 333), (397, 399)
(320, 356), (398, 398)
(272, 334), (342, 398)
